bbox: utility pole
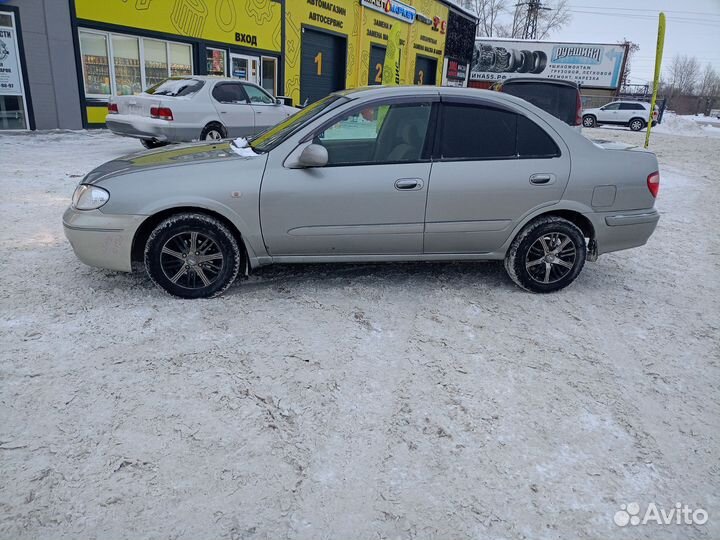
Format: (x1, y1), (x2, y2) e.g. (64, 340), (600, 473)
(516, 0), (552, 40)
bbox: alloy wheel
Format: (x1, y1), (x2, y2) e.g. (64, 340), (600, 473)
(525, 232), (576, 284)
(205, 130), (222, 141)
(160, 231), (224, 289)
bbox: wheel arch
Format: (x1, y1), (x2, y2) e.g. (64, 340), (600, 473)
(131, 206), (256, 270)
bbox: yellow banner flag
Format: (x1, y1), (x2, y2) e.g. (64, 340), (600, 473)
(382, 24), (402, 86)
(645, 12), (666, 148)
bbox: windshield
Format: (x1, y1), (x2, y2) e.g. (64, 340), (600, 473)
(145, 78), (205, 97)
(502, 83), (578, 126)
(250, 95), (348, 152)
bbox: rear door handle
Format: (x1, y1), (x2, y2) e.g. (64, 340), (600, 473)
(394, 178), (423, 191)
(530, 174), (554, 185)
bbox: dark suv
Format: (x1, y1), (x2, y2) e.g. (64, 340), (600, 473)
(491, 78), (582, 129)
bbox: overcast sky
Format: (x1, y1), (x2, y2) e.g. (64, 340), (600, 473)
(550, 0), (720, 85)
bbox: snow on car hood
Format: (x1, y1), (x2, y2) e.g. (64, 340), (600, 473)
(81, 140), (263, 185)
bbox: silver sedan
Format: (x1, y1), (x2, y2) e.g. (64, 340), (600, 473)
(64, 86), (660, 298)
(106, 76), (298, 149)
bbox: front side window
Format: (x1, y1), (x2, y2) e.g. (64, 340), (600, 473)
(212, 83), (247, 104)
(79, 32), (111, 96)
(111, 35), (141, 95)
(603, 103), (621, 110)
(440, 104), (516, 160)
(244, 84), (274, 104)
(316, 102), (433, 166)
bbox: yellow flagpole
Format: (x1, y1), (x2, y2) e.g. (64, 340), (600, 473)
(644, 12), (666, 148)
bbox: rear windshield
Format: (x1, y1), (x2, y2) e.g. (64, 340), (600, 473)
(502, 83), (577, 125)
(145, 78), (205, 97)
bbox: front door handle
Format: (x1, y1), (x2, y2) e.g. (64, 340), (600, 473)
(394, 178), (423, 191)
(530, 174), (554, 185)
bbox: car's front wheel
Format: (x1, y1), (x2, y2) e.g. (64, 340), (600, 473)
(504, 216), (587, 293)
(144, 213), (241, 298)
(582, 115), (596, 128)
(629, 118), (645, 131)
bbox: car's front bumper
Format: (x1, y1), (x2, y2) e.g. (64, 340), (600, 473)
(106, 114), (198, 143)
(63, 207), (145, 272)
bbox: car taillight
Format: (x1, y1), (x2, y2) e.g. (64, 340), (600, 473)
(107, 103), (118, 114)
(575, 92), (583, 126)
(150, 107), (173, 121)
(647, 171), (660, 198)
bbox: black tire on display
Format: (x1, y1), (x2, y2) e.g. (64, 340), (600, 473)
(141, 139), (169, 149)
(582, 115), (597, 128)
(531, 50), (547, 74)
(504, 216), (587, 293)
(200, 123), (227, 141)
(516, 50), (534, 73)
(629, 118), (645, 131)
(144, 213), (241, 299)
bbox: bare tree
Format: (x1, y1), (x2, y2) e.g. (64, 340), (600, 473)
(698, 63), (720, 97)
(666, 54), (701, 95)
(461, 0), (510, 37)
(617, 38), (640, 90)
(535, 0), (572, 39)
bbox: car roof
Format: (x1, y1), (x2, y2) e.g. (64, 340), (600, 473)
(170, 75), (259, 84)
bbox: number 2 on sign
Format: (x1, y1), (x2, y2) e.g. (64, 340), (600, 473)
(375, 63), (383, 83)
(314, 52), (323, 76)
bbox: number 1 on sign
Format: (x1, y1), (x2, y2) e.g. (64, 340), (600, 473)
(314, 52), (323, 76)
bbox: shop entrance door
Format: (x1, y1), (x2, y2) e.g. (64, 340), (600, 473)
(230, 53), (260, 85)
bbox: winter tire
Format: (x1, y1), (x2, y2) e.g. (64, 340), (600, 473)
(201, 123), (226, 141)
(141, 139), (168, 149)
(531, 50), (547, 74)
(582, 115), (597, 128)
(516, 50), (534, 73)
(144, 213), (241, 299)
(629, 118), (645, 131)
(504, 216), (587, 293)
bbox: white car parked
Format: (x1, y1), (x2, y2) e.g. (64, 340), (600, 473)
(106, 76), (299, 149)
(582, 101), (658, 131)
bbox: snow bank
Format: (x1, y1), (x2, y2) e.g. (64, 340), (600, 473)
(654, 113), (720, 138)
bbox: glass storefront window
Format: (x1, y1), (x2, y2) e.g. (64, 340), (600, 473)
(143, 39), (169, 89)
(206, 48), (226, 76)
(262, 57), (277, 95)
(80, 31), (111, 96)
(170, 43), (192, 76)
(0, 95), (26, 130)
(112, 35), (141, 95)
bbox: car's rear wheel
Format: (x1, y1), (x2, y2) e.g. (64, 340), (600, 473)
(201, 123), (226, 141)
(505, 216), (587, 293)
(629, 118), (645, 131)
(141, 139), (168, 149)
(144, 213), (241, 298)
(582, 115), (596, 128)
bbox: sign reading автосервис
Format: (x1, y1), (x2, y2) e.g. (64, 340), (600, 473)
(360, 0), (416, 24)
(470, 39), (627, 89)
(0, 25), (23, 96)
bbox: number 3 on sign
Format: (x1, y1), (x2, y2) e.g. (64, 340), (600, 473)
(417, 70), (424, 85)
(314, 52), (323, 76)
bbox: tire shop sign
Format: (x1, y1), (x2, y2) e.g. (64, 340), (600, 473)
(471, 39), (627, 89)
(0, 23), (23, 96)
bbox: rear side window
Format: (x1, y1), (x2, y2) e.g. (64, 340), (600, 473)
(620, 102), (646, 110)
(517, 116), (560, 158)
(212, 83), (247, 104)
(440, 103), (559, 160)
(440, 104), (516, 159)
(145, 78), (204, 97)
(500, 83), (578, 125)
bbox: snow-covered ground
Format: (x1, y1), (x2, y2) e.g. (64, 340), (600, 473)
(1, 128), (718, 539)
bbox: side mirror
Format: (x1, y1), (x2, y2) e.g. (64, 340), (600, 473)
(275, 98), (283, 105)
(296, 144), (328, 168)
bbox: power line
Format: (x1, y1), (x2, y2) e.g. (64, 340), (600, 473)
(566, 9), (720, 27)
(567, 5), (720, 17)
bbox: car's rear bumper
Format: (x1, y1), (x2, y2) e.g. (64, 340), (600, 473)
(106, 114), (198, 143)
(592, 208), (660, 255)
(63, 207), (145, 272)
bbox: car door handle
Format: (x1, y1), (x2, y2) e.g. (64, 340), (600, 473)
(530, 174), (554, 185)
(394, 178), (423, 191)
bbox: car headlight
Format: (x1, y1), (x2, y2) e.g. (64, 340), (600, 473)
(72, 185), (110, 210)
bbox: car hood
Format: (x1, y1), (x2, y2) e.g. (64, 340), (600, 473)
(82, 141), (263, 185)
